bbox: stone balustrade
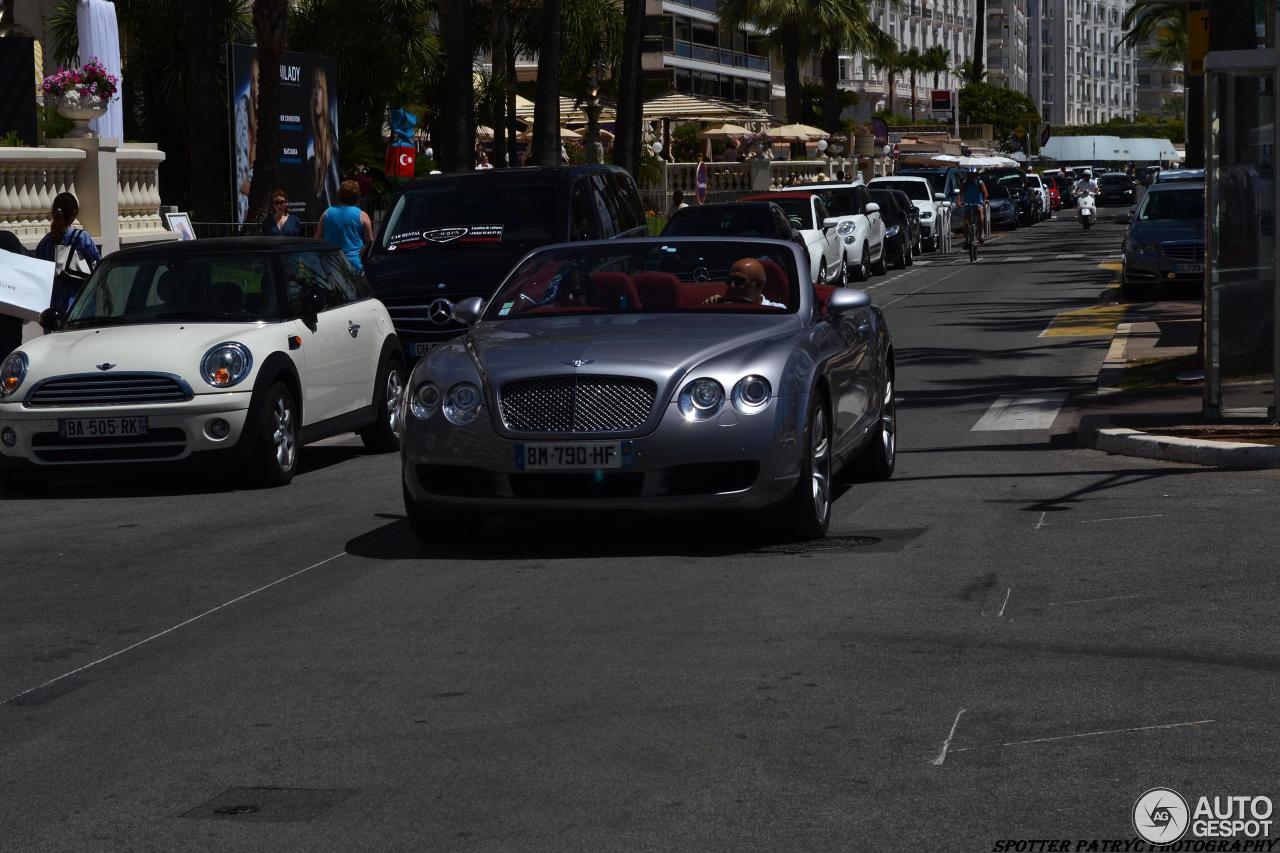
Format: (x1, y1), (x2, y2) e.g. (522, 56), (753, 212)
(645, 155), (892, 204)
(0, 142), (176, 253)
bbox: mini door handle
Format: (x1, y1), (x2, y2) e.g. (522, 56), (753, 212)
(348, 322), (360, 338)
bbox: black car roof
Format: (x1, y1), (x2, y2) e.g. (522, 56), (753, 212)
(399, 164), (629, 192)
(111, 237), (334, 259)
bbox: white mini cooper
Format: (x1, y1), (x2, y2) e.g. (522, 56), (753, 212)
(0, 238), (404, 491)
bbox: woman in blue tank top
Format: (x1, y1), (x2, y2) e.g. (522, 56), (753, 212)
(315, 179), (373, 272)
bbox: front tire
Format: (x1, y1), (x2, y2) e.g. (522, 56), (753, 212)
(870, 244), (887, 276)
(360, 355), (404, 453)
(777, 394), (832, 542)
(851, 246), (870, 282)
(245, 381), (298, 487)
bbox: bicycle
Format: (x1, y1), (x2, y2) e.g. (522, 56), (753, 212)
(963, 204), (979, 263)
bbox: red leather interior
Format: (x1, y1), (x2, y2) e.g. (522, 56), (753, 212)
(758, 258), (790, 305)
(631, 272), (682, 310)
(588, 272), (643, 310)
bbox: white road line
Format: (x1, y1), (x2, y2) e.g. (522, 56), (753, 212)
(1035, 512), (1048, 530)
(971, 393), (1069, 431)
(997, 588), (1011, 617)
(2, 549), (354, 705)
(1004, 255), (1034, 262)
(1056, 253), (1084, 259)
(878, 264), (973, 309)
(312, 434), (362, 447)
(931, 709), (967, 766)
(951, 720), (1214, 754)
(1047, 593), (1148, 606)
(1078, 514), (1164, 524)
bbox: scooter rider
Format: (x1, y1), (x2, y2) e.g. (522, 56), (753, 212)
(1073, 169), (1098, 199)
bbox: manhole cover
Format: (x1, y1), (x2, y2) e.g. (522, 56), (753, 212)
(755, 535), (882, 555)
(182, 787), (356, 822)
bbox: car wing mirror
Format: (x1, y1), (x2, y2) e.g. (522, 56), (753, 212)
(827, 288), (871, 316)
(451, 296), (485, 326)
(865, 202), (880, 214)
(934, 192), (946, 202)
(300, 283), (325, 325)
(822, 217), (840, 229)
(39, 308), (65, 333)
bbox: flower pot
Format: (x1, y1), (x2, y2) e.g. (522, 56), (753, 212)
(854, 134), (876, 157)
(56, 91), (108, 138)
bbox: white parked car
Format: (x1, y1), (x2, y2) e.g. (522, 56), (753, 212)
(1026, 173), (1052, 220)
(868, 176), (948, 252)
(782, 182), (887, 282)
(744, 192), (844, 285)
(0, 238), (405, 492)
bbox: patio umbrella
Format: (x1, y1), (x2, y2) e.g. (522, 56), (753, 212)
(517, 127), (583, 142)
(77, 0), (122, 141)
(766, 123), (829, 141)
(698, 123), (751, 139)
(476, 125), (495, 141)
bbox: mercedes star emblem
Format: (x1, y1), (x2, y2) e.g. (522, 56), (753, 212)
(428, 298), (454, 325)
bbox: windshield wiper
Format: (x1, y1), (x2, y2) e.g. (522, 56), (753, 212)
(152, 311), (236, 320)
(66, 316), (132, 328)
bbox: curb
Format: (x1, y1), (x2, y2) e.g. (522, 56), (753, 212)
(1096, 322), (1132, 395)
(1078, 415), (1280, 468)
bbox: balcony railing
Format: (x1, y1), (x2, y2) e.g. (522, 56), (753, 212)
(671, 39), (768, 71)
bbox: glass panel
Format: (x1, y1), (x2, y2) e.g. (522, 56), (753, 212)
(1208, 70), (1276, 414)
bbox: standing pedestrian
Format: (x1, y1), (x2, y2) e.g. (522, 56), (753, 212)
(261, 189), (302, 236)
(35, 192), (100, 315)
(316, 179), (374, 273)
(668, 190), (688, 218)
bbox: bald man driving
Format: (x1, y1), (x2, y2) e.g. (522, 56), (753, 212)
(703, 258), (785, 308)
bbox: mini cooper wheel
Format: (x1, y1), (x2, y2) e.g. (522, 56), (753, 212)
(246, 381), (298, 487)
(778, 394), (832, 542)
(852, 362), (896, 481)
(360, 355), (404, 453)
(403, 483), (486, 543)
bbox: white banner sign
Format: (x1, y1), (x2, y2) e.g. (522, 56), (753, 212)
(0, 251), (55, 322)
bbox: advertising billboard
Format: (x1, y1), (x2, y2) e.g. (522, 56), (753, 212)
(228, 44), (339, 225)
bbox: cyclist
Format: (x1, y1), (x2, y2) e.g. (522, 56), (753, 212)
(959, 169), (987, 247)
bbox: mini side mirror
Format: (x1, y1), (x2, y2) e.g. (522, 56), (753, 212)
(452, 296), (485, 326)
(39, 308), (65, 333)
(865, 202), (880, 214)
(827, 288), (871, 316)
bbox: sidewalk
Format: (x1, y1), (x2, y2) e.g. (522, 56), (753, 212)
(1075, 301), (1280, 468)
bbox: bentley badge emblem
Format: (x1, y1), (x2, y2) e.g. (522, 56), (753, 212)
(428, 298), (454, 325)
(563, 359), (594, 368)
(96, 363), (115, 371)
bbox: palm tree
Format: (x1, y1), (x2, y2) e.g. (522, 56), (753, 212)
(437, 0), (476, 172)
(244, 0), (289, 228)
(970, 0), (985, 84)
(718, 0), (873, 126)
(903, 47), (923, 123)
(531, 0), (562, 166)
(490, 0), (510, 168)
(613, 0), (646, 177)
(869, 33), (904, 117)
(816, 1), (879, 137)
(923, 45), (951, 89)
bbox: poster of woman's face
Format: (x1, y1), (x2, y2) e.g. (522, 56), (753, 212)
(228, 45), (339, 222)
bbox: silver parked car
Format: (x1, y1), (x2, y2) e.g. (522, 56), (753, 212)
(400, 237), (897, 542)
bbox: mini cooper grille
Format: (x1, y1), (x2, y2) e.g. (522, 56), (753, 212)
(499, 376), (657, 433)
(25, 374), (190, 407)
(1161, 242), (1205, 262)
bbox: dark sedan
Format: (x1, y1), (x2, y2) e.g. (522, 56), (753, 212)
(868, 189), (914, 268)
(1097, 172), (1137, 207)
(987, 184), (1019, 229)
(1121, 182), (1204, 300)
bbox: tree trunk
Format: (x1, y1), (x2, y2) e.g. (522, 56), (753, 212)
(970, 0), (986, 84)
(185, 0), (224, 219)
(245, 0), (289, 230)
(820, 45), (841, 136)
(532, 0), (563, 167)
(613, 0), (645, 176)
(506, 34), (519, 166)
(491, 0), (508, 168)
(440, 0), (475, 173)
(886, 70), (895, 116)
(781, 26), (803, 124)
(909, 68), (918, 122)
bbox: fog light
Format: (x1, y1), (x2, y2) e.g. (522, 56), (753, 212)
(1, 427), (14, 447)
(206, 418), (231, 440)
(1166, 272), (1176, 280)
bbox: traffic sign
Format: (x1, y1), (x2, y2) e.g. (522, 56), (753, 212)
(695, 160), (708, 205)
(1188, 10), (1209, 76)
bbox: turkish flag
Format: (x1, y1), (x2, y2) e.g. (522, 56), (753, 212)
(385, 144), (415, 178)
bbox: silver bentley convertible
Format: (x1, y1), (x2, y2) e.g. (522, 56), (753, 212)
(400, 237), (896, 542)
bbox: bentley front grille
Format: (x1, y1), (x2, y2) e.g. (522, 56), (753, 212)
(498, 376), (657, 433)
(24, 374), (191, 407)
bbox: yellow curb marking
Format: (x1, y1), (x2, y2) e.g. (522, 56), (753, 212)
(1040, 303), (1130, 337)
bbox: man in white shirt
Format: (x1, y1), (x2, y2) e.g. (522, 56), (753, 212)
(703, 258), (786, 308)
(1073, 169), (1099, 198)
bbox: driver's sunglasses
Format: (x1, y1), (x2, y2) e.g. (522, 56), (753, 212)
(727, 274), (757, 287)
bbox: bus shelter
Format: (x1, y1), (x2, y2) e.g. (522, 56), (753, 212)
(1204, 48), (1279, 419)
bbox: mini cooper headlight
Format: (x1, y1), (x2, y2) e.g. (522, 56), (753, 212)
(443, 382), (482, 425)
(732, 375), (772, 413)
(200, 342), (252, 387)
(410, 382), (441, 420)
(678, 377), (724, 421)
(0, 351), (28, 398)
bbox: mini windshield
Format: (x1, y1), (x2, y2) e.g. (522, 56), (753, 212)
(873, 180), (931, 201)
(485, 241), (800, 319)
(67, 254), (280, 327)
(1138, 188), (1204, 221)
(764, 197), (814, 226)
(379, 182), (559, 251)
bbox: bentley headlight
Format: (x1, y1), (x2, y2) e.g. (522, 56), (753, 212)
(443, 382), (482, 425)
(732, 375), (772, 413)
(0, 351), (28, 398)
(678, 377), (724, 421)
(410, 382), (440, 420)
(836, 221), (855, 237)
(200, 342), (252, 388)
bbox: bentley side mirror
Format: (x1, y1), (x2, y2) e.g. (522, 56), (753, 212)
(39, 308), (65, 333)
(827, 288), (871, 316)
(451, 296), (485, 326)
(865, 202), (880, 214)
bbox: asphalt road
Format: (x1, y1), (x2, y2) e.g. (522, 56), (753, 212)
(3, 212), (1278, 852)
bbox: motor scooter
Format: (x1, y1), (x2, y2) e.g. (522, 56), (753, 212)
(1077, 190), (1096, 230)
